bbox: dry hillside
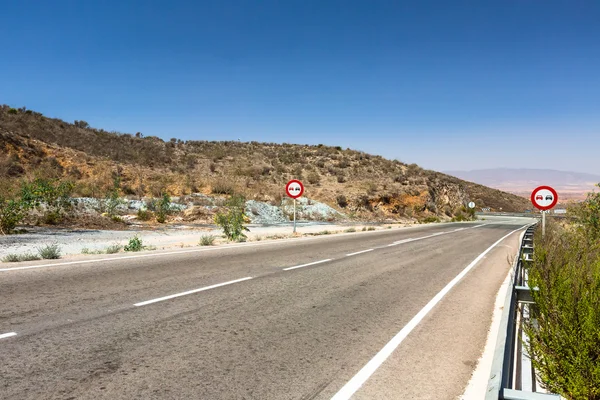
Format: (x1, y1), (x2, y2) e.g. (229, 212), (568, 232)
(0, 105), (529, 222)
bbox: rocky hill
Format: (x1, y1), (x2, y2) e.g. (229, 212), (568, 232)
(0, 105), (529, 224)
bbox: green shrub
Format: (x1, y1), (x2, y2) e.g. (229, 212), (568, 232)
(214, 194), (249, 242)
(0, 197), (27, 234)
(345, 227), (356, 233)
(2, 254), (20, 262)
(367, 226), (376, 231)
(155, 193), (173, 223)
(37, 244), (61, 259)
(136, 208), (153, 221)
(124, 236), (144, 252)
(199, 234), (216, 246)
(568, 183), (600, 242)
(524, 222), (600, 399)
(20, 178), (74, 224)
(362, 227), (367, 231)
(19, 252), (41, 261)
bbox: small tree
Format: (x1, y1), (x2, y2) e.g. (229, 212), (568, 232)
(215, 194), (249, 241)
(155, 192), (173, 223)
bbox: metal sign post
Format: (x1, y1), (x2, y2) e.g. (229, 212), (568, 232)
(293, 198), (297, 233)
(542, 211), (546, 237)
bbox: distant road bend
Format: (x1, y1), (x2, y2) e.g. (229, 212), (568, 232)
(0, 216), (534, 399)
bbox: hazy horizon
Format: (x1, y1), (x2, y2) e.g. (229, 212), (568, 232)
(2, 1), (599, 174)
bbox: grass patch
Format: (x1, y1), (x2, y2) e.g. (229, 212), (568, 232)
(344, 227), (356, 233)
(105, 244), (122, 254)
(37, 244), (61, 259)
(2, 254), (21, 262)
(1, 252), (42, 262)
(199, 234), (216, 246)
(367, 226), (376, 231)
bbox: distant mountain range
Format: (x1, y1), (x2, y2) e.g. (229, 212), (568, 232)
(445, 168), (600, 200)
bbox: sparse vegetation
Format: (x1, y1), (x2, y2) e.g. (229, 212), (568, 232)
(124, 236), (144, 252)
(344, 227), (356, 233)
(2, 252), (41, 262)
(199, 234), (216, 246)
(37, 244), (61, 259)
(136, 208), (153, 221)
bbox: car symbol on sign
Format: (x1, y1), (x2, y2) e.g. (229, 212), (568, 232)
(536, 195), (543, 201)
(545, 195), (553, 201)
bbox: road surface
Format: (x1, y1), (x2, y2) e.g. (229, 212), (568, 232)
(0, 216), (533, 399)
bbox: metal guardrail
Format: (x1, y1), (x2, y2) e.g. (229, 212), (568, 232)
(486, 224), (563, 400)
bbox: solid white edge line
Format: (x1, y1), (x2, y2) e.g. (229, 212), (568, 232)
(330, 224), (528, 400)
(283, 259), (332, 271)
(134, 277), (253, 307)
(346, 249), (374, 257)
(0, 332), (17, 339)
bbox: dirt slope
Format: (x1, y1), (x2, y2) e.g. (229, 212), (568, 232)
(0, 105), (529, 221)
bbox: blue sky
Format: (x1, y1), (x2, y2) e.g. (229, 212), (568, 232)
(1, 1), (599, 173)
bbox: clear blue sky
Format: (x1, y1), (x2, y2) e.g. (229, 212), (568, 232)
(2, 1), (599, 173)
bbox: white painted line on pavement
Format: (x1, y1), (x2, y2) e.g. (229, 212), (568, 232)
(346, 249), (374, 257)
(0, 332), (17, 340)
(454, 228), (466, 232)
(330, 224), (528, 400)
(283, 259), (332, 271)
(471, 224), (485, 229)
(134, 277), (253, 307)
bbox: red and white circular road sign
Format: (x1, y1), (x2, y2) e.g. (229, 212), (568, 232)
(531, 186), (558, 211)
(286, 179), (304, 199)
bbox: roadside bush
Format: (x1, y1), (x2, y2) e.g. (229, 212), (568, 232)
(345, 227), (356, 233)
(105, 244), (122, 254)
(524, 221), (600, 399)
(214, 194), (249, 242)
(20, 252), (42, 261)
(2, 254), (20, 262)
(199, 234), (216, 246)
(1, 252), (42, 262)
(20, 178), (74, 224)
(136, 208), (153, 221)
(0, 197), (27, 234)
(37, 244), (61, 259)
(568, 183), (600, 242)
(124, 236), (144, 252)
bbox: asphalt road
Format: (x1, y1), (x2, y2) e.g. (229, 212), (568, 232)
(0, 216), (534, 400)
